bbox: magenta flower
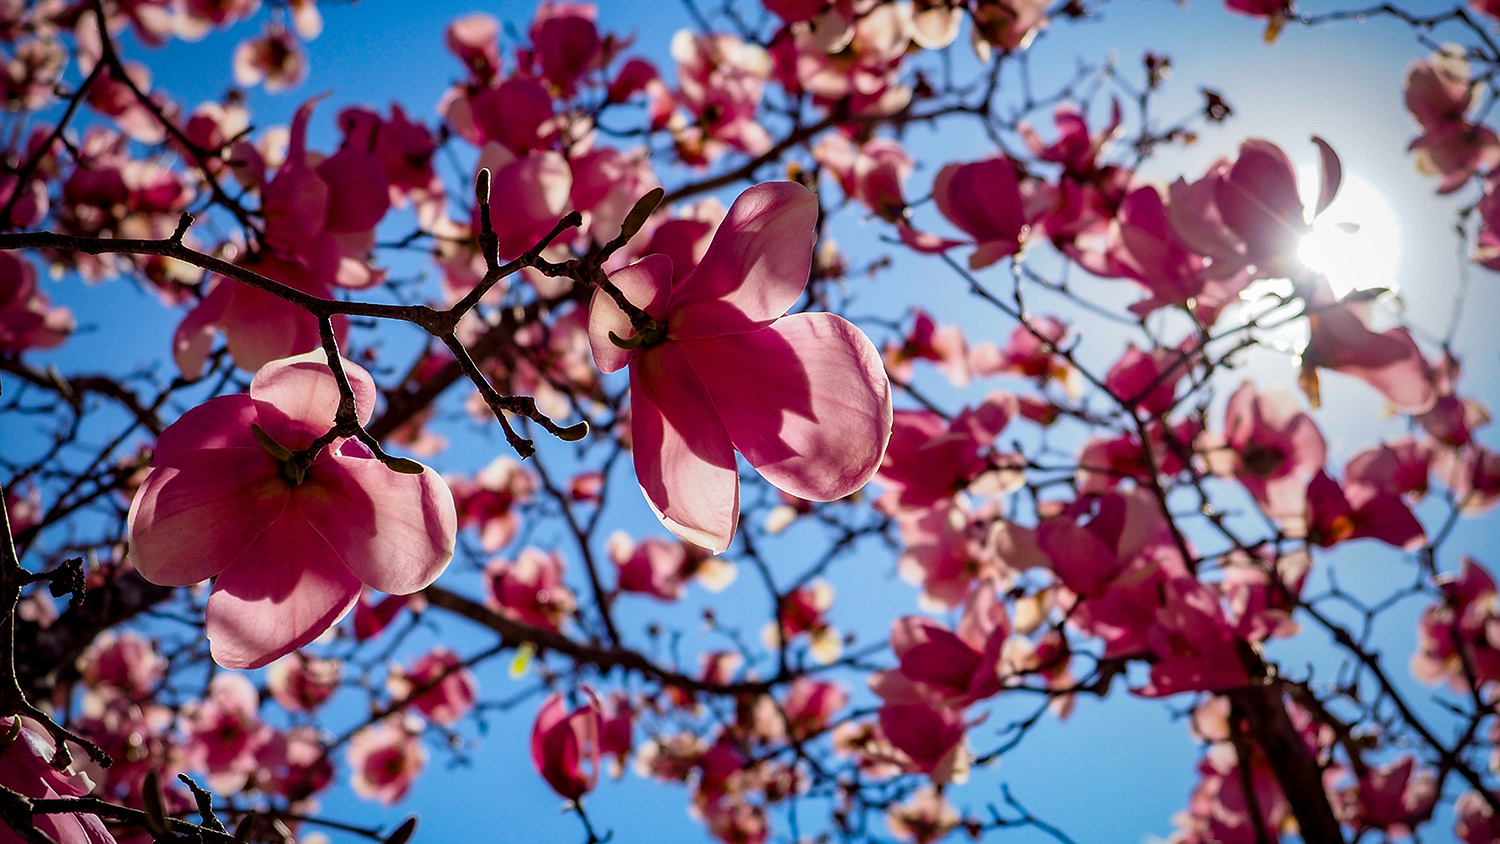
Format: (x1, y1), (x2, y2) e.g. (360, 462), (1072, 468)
(389, 647), (478, 727)
(0, 250), (73, 353)
(348, 717), (426, 805)
(531, 691), (602, 801)
(588, 182), (892, 552)
(0, 717), (114, 844)
(127, 352), (457, 669)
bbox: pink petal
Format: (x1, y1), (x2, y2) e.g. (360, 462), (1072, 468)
(205, 510), (363, 669)
(682, 313), (892, 501)
(250, 351), (378, 447)
(173, 281), (229, 379)
(294, 454), (457, 595)
(152, 394), (258, 462)
(666, 182), (818, 340)
(316, 147), (390, 234)
(629, 344), (739, 552)
(1312, 135), (1342, 217)
(128, 450), (290, 587)
(588, 253), (673, 374)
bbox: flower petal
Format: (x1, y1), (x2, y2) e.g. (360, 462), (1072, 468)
(294, 454), (457, 595)
(127, 449), (290, 587)
(205, 511), (362, 670)
(629, 344), (739, 552)
(250, 351), (379, 447)
(588, 253), (673, 374)
(152, 394), (258, 462)
(666, 182), (818, 340)
(684, 313), (892, 501)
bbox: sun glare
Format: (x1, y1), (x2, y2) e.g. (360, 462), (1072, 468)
(1296, 167), (1401, 298)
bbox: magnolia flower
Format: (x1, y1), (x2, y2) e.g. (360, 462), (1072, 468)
(0, 717), (114, 844)
(127, 352), (457, 669)
(531, 691), (602, 800)
(588, 182), (892, 552)
(348, 717), (426, 805)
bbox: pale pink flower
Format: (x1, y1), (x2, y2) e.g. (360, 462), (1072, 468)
(127, 352), (457, 669)
(1405, 49), (1500, 194)
(183, 673), (273, 793)
(76, 630), (164, 700)
(348, 717), (426, 805)
(387, 647), (478, 726)
(887, 785), (961, 844)
(267, 651), (342, 713)
(255, 726), (334, 804)
(588, 182), (892, 552)
(1300, 282), (1436, 414)
(232, 23), (307, 92)
(483, 547), (576, 630)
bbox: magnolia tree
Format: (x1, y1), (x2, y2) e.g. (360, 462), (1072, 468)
(1, 0), (1499, 842)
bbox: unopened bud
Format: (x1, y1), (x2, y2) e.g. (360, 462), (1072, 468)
(475, 168), (492, 205)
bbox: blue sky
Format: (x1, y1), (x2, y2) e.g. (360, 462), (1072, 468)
(6, 0), (1500, 842)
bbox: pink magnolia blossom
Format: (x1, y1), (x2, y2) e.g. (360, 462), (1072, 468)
(0, 717), (114, 844)
(971, 0), (1050, 55)
(782, 678), (848, 741)
(588, 182), (892, 552)
(1299, 280), (1435, 414)
(1038, 488), (1181, 599)
(527, 2), (602, 97)
(875, 403), (1011, 513)
(920, 157), (1030, 270)
(1338, 755), (1438, 837)
(267, 650), (342, 713)
(232, 23), (306, 92)
(608, 531), (730, 600)
(388, 647), (478, 726)
(883, 310), (970, 387)
(871, 586), (1010, 708)
(255, 726), (334, 804)
(1209, 382), (1327, 523)
(875, 701), (968, 784)
(0, 250), (72, 352)
(1136, 578), (1252, 697)
(348, 717), (426, 805)
(354, 590), (417, 641)
(667, 31), (772, 163)
(448, 456), (537, 552)
(887, 785), (961, 844)
(445, 13), (501, 81)
(1301, 469), (1426, 550)
(1455, 789), (1500, 844)
(768, 581), (843, 664)
(76, 630), (164, 700)
(1405, 49), (1500, 194)
(484, 547), (577, 630)
(1169, 137), (1340, 281)
(127, 352), (457, 669)
(182, 673), (273, 793)
(531, 691), (602, 800)
(968, 317), (1071, 383)
(1411, 557), (1500, 688)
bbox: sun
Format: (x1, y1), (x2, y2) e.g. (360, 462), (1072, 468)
(1295, 167), (1402, 298)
